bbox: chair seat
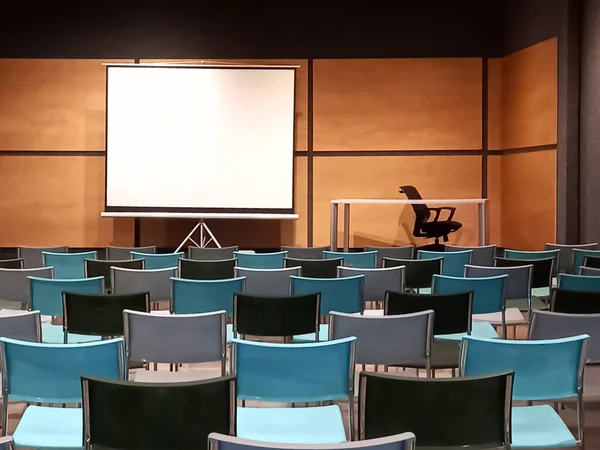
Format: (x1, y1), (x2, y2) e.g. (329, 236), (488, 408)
(420, 220), (462, 236)
(132, 367), (223, 382)
(507, 296), (548, 313)
(512, 405), (576, 449)
(532, 287), (551, 298)
(473, 307), (526, 325)
(14, 405), (82, 449)
(42, 324), (102, 344)
(237, 404), (346, 444)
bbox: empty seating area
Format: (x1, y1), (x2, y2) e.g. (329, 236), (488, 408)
(0, 242), (599, 448)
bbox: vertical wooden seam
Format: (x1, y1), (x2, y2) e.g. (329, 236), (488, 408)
(307, 58), (314, 246)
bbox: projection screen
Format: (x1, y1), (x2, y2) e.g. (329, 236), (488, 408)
(104, 64), (296, 213)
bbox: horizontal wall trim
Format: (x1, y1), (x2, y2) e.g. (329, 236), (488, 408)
(489, 143), (557, 155)
(0, 150), (105, 156)
(294, 149), (482, 157)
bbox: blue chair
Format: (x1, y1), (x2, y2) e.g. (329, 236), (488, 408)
(42, 251), (97, 279)
(432, 274), (508, 338)
(234, 251), (287, 269)
(558, 273), (600, 292)
(573, 249), (600, 275)
(418, 250), (472, 277)
(208, 432), (416, 450)
(28, 276), (104, 344)
(232, 337), (356, 443)
(131, 251), (183, 270)
(323, 251), (377, 269)
(290, 275), (364, 342)
(460, 334), (589, 449)
(0, 337), (124, 449)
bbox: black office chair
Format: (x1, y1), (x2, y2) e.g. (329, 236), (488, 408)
(399, 185), (462, 245)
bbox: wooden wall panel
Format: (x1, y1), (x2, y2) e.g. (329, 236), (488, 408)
(501, 150), (556, 250)
(0, 155), (134, 247)
(488, 58), (503, 151)
(140, 59), (308, 151)
(0, 59), (131, 151)
(501, 38), (558, 149)
(313, 58), (482, 151)
(487, 155), (502, 245)
(313, 156), (482, 248)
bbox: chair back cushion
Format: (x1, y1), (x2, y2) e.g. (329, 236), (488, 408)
(179, 258), (237, 280)
(171, 277), (245, 315)
(290, 275), (364, 315)
(284, 257), (341, 278)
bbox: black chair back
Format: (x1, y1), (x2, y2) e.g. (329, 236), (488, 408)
(284, 257), (342, 278)
(552, 288), (600, 314)
(584, 255), (600, 269)
(358, 371), (512, 448)
(178, 258), (237, 280)
(495, 257), (553, 289)
(0, 259), (24, 269)
(383, 257), (442, 290)
(385, 290), (472, 335)
(63, 292), (150, 337)
(233, 293), (320, 338)
(85, 259), (145, 292)
(399, 185), (430, 224)
(82, 375), (236, 450)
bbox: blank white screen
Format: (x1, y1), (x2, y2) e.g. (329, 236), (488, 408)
(105, 65), (295, 211)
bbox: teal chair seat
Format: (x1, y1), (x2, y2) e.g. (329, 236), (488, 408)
(511, 405), (576, 449)
(14, 406), (82, 449)
(41, 324), (102, 344)
(236, 404), (346, 444)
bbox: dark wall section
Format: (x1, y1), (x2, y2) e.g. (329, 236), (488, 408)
(0, 2), (502, 59)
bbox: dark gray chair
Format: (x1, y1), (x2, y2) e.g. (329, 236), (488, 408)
(446, 244), (496, 267)
(111, 267), (177, 306)
(546, 243), (598, 274)
(0, 310), (41, 342)
(0, 267), (54, 310)
(106, 246), (156, 260)
(338, 266), (405, 308)
(580, 266), (600, 276)
(233, 267), (300, 297)
(84, 259), (145, 293)
(0, 259), (23, 270)
(188, 246), (238, 261)
(281, 246), (328, 259)
(17, 246), (67, 269)
(365, 246), (414, 267)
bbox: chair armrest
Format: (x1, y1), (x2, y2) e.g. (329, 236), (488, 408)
(427, 207), (456, 222)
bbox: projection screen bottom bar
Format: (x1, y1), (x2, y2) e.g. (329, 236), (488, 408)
(101, 212), (300, 219)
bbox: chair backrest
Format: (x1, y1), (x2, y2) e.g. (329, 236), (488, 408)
(178, 258), (237, 280)
(131, 251), (183, 270)
(323, 251), (377, 269)
(171, 277), (245, 315)
(42, 250), (97, 279)
(0, 267), (53, 306)
(445, 244), (497, 267)
(124, 310), (226, 368)
(208, 432), (417, 450)
(465, 264), (532, 301)
(63, 292), (150, 337)
(330, 311), (433, 366)
(29, 276), (104, 316)
(189, 246), (239, 261)
(111, 267), (178, 302)
(234, 251), (287, 269)
(0, 259), (23, 270)
(18, 245), (67, 269)
(84, 375), (236, 450)
(432, 274), (507, 314)
(573, 248), (600, 275)
(338, 266), (405, 303)
(551, 288), (600, 313)
(583, 255), (600, 269)
(546, 243), (598, 274)
(383, 257), (442, 290)
(284, 257), (341, 278)
(106, 246), (156, 260)
(580, 266), (600, 276)
(558, 273), (600, 292)
(530, 310), (600, 363)
(84, 258), (145, 292)
(0, 337), (124, 403)
(358, 371), (512, 448)
(0, 311), (41, 342)
(460, 334), (588, 401)
(234, 267), (299, 297)
(281, 246), (328, 259)
(232, 337), (356, 402)
(233, 293), (320, 338)
(385, 291), (472, 335)
(0, 437), (14, 450)
(504, 249), (561, 277)
(290, 275), (364, 315)
(398, 185), (430, 223)
(365, 246), (415, 267)
(496, 256), (554, 289)
(418, 250), (472, 277)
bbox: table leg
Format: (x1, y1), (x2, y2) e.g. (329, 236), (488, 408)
(343, 204), (350, 252)
(330, 203), (338, 251)
(478, 202), (487, 245)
